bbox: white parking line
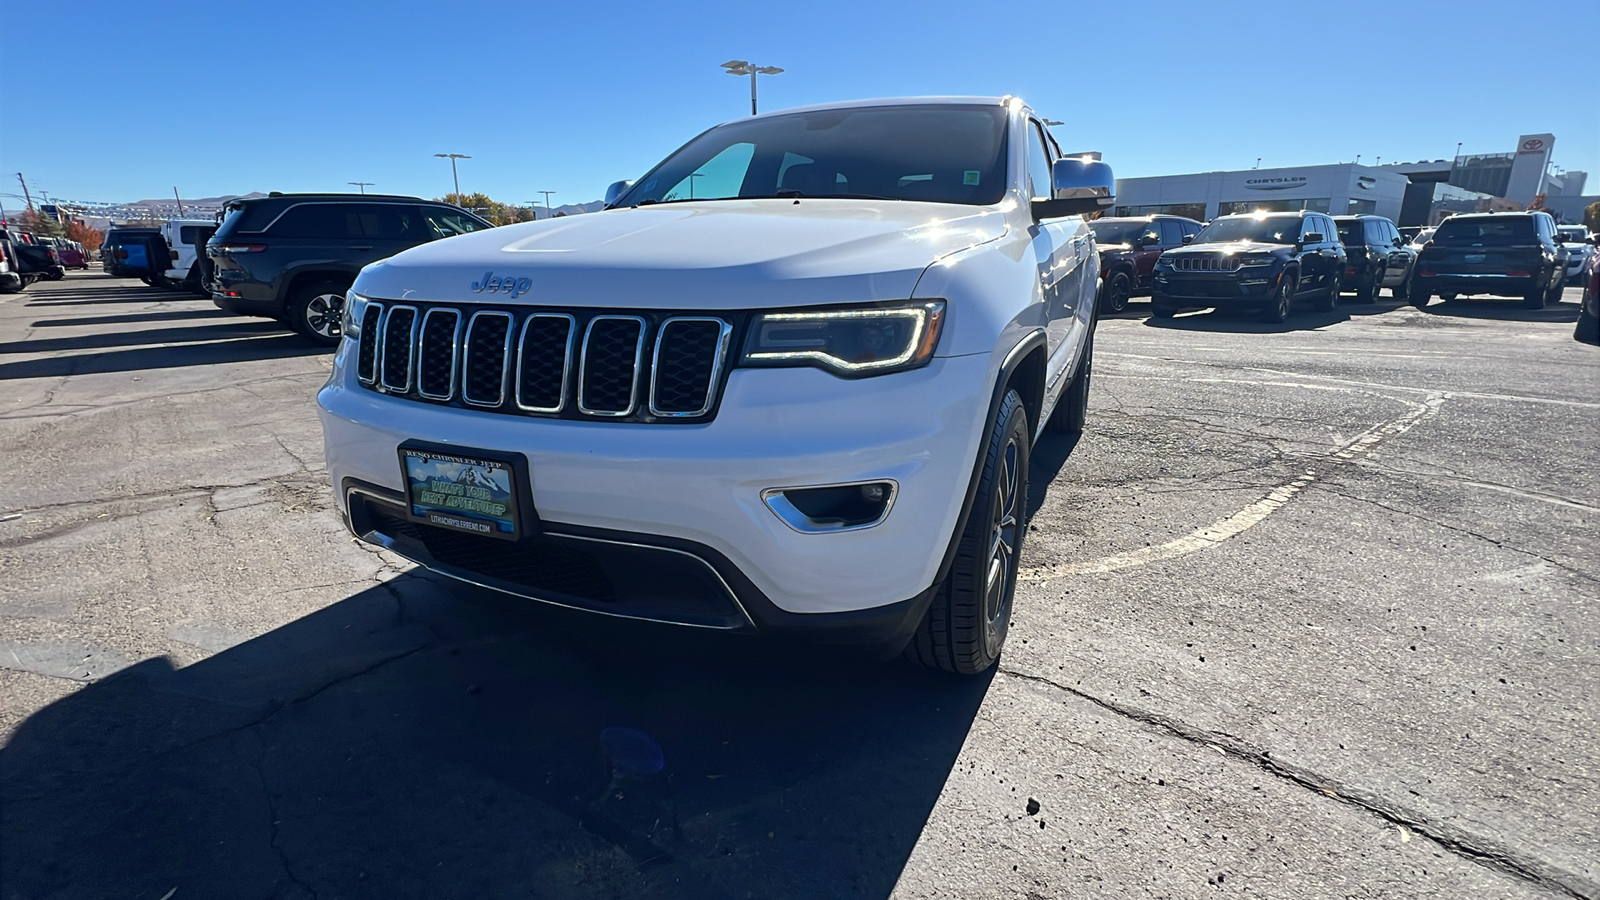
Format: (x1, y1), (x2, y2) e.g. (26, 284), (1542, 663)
(1020, 393), (1448, 582)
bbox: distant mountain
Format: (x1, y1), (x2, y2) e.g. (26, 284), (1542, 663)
(532, 201), (605, 219)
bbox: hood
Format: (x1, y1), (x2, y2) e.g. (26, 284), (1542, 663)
(1163, 241), (1288, 257)
(354, 199), (1009, 308)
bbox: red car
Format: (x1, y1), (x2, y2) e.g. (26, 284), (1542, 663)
(49, 238), (90, 269)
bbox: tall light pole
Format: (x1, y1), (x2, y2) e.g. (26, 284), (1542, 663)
(433, 153), (471, 199)
(539, 191), (556, 218)
(721, 60), (784, 115)
(348, 181), (374, 194)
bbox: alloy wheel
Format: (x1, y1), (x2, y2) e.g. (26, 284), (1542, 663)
(983, 436), (1021, 653)
(304, 293), (345, 339)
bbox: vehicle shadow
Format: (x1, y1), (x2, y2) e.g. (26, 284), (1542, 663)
(1140, 296), (1402, 334)
(0, 332), (326, 380)
(29, 309), (231, 328)
(0, 572), (991, 899)
(1417, 297), (1580, 323)
(1027, 431), (1082, 519)
(0, 320), (290, 355)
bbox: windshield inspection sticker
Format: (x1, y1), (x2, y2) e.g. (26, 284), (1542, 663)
(963, 170), (981, 185)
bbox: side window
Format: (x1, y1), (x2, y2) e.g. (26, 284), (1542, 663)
(1026, 121), (1053, 201)
(352, 204), (423, 241)
(1182, 220), (1202, 239)
(268, 204), (353, 239)
(424, 207), (490, 237)
(1158, 220), (1183, 246)
(179, 225), (200, 245)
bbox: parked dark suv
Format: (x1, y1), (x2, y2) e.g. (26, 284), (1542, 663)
(102, 227), (171, 283)
(1151, 211), (1346, 322)
(207, 193), (493, 345)
(1412, 212), (1566, 310)
(1334, 215), (1416, 302)
(1086, 215), (1203, 312)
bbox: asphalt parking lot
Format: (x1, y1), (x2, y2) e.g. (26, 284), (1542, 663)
(2, 272), (1596, 900)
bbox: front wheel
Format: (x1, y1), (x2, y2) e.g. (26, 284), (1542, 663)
(906, 389), (1030, 675)
(1099, 270), (1132, 314)
(288, 280), (349, 347)
(1261, 271), (1296, 323)
(1315, 270), (1341, 312)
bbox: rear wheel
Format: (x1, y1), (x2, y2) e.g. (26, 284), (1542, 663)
(1357, 265), (1383, 302)
(287, 279), (349, 347)
(1261, 271), (1296, 323)
(1099, 270), (1133, 314)
(1315, 270), (1341, 312)
(1149, 299), (1177, 319)
(906, 389), (1029, 675)
(1522, 285), (1547, 310)
(1391, 269), (1412, 301)
(1544, 278), (1564, 307)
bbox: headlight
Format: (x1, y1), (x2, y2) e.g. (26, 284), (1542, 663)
(741, 301), (945, 376)
(342, 292), (370, 340)
(1239, 256), (1276, 266)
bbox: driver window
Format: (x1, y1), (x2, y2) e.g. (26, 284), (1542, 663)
(1027, 122), (1053, 201)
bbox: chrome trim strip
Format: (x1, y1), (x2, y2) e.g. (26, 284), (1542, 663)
(378, 304), (420, 394)
(356, 301), (384, 385)
(760, 479), (900, 534)
(514, 313), (576, 413)
(415, 307), (462, 401)
(345, 486), (754, 631)
(460, 310), (513, 407)
(577, 315), (647, 417)
(648, 316), (733, 418)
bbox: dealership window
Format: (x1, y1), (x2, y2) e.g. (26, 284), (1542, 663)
(1347, 198), (1377, 215)
(1112, 202), (1207, 221)
(1218, 198), (1331, 216)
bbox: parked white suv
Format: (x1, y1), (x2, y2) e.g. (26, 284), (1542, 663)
(1557, 225), (1594, 285)
(160, 219), (215, 293)
(318, 97), (1113, 673)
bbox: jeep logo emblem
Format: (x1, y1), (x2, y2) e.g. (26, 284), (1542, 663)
(470, 271), (533, 298)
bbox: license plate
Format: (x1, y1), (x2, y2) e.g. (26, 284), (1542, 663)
(1465, 253), (1486, 263)
(401, 447), (523, 540)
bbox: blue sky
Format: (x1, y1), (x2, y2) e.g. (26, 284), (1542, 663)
(2, 0), (1595, 210)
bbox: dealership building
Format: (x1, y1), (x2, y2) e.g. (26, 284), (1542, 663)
(1110, 133), (1593, 226)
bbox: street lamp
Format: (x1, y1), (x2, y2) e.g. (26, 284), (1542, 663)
(348, 181), (374, 194)
(539, 190), (556, 218)
(433, 153), (471, 198)
(721, 59), (784, 115)
(1042, 119), (1063, 127)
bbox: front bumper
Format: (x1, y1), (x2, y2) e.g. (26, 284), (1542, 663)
(1153, 268), (1280, 307)
(317, 341), (994, 630)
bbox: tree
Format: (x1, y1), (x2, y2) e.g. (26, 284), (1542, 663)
(15, 208), (64, 238)
(1585, 201), (1600, 233)
(66, 220), (104, 253)
(437, 192), (536, 227)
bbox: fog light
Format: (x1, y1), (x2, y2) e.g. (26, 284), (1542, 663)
(762, 480), (897, 533)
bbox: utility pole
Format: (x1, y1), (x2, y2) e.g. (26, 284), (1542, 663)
(173, 187), (185, 216)
(16, 173), (33, 211)
(539, 191), (556, 217)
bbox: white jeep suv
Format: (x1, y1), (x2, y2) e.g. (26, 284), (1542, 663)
(318, 96), (1112, 674)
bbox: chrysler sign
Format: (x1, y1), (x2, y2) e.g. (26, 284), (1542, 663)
(1244, 176), (1309, 191)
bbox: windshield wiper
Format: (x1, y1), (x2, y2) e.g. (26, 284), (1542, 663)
(769, 190), (903, 201)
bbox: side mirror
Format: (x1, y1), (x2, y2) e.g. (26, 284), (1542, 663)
(1034, 158), (1115, 219)
(1302, 232), (1324, 244)
(1182, 234), (1195, 244)
(603, 180), (633, 207)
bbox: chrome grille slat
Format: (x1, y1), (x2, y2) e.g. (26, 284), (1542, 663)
(1174, 256), (1241, 271)
(578, 316), (647, 417)
(649, 317), (732, 417)
(461, 311), (513, 407)
(379, 305), (419, 393)
(515, 313), (575, 413)
(355, 302), (384, 385)
(416, 308), (461, 400)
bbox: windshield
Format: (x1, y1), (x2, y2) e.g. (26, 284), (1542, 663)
(1557, 227), (1587, 243)
(1411, 228), (1435, 245)
(1192, 216), (1301, 245)
(1433, 217), (1534, 246)
(616, 104), (1009, 207)
(1087, 221), (1149, 245)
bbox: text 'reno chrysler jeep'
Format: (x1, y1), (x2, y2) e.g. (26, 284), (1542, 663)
(318, 97), (1113, 674)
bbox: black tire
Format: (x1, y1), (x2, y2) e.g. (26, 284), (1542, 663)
(1045, 325), (1094, 435)
(1314, 270), (1341, 312)
(1261, 270), (1296, 323)
(1391, 269), (1412, 301)
(1545, 279), (1564, 307)
(1575, 307), (1600, 345)
(287, 279), (350, 347)
(1099, 270), (1133, 314)
(906, 389), (1030, 675)
(1522, 286), (1547, 310)
(1357, 265), (1382, 303)
(1441, 293), (1458, 302)
(1149, 298), (1177, 319)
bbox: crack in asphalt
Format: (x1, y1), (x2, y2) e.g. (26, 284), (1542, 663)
(252, 729), (320, 899)
(998, 667), (1594, 899)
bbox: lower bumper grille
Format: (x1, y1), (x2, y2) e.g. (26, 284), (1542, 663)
(357, 301), (736, 424)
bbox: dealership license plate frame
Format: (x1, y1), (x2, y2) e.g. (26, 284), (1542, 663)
(397, 440), (539, 541)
